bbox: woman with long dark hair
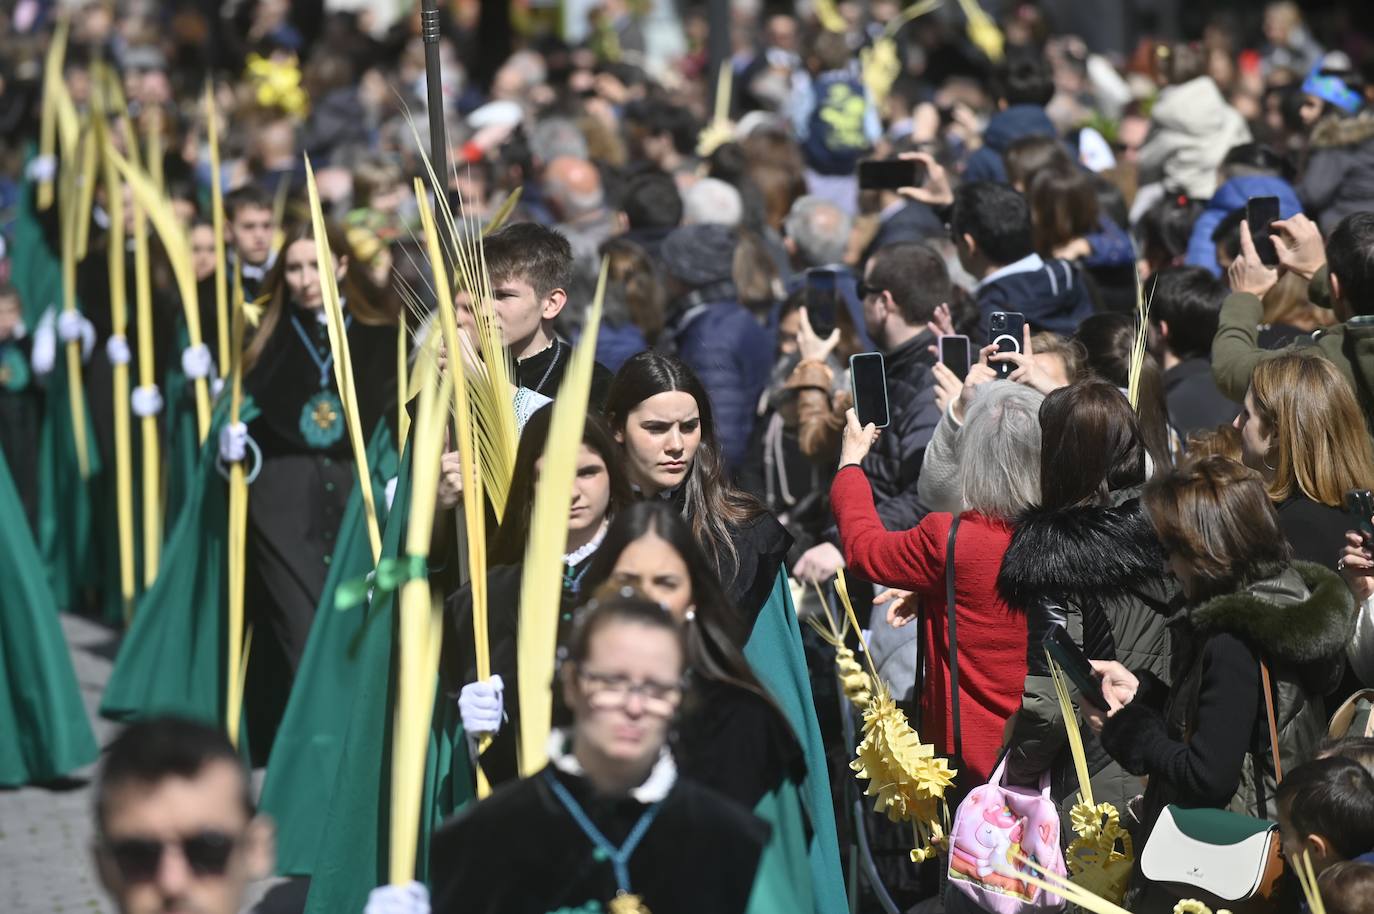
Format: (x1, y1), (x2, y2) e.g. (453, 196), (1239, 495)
(235, 219), (399, 681)
(1074, 312), (1176, 468)
(448, 409), (634, 784)
(604, 351), (786, 618)
(603, 350), (846, 913)
(997, 381), (1175, 823)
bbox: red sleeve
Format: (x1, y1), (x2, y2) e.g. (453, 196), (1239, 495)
(831, 465), (946, 594)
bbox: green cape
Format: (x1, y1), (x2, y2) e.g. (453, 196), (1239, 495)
(0, 447), (98, 785)
(744, 573), (849, 913)
(99, 397), (246, 725)
(303, 449), (476, 913)
(259, 422), (399, 875)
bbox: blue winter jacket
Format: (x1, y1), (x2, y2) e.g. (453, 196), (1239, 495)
(662, 290), (772, 472)
(594, 322), (648, 374)
(1184, 176), (1303, 276)
(963, 105), (1058, 185)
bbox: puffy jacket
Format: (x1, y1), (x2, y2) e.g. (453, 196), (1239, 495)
(1300, 111), (1374, 234)
(1100, 563), (1353, 852)
(661, 287), (771, 471)
(997, 497), (1176, 828)
(1138, 77), (1251, 200)
(1185, 175), (1304, 276)
(963, 105), (1057, 185)
(593, 322), (647, 374)
(976, 254), (1095, 339)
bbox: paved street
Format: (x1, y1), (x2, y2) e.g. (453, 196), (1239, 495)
(0, 614), (304, 913)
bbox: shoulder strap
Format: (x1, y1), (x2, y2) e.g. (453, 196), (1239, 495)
(946, 515), (963, 763)
(1260, 660), (1283, 784)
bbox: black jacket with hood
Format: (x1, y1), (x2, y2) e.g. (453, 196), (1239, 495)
(1100, 562), (1354, 830)
(996, 497), (1175, 826)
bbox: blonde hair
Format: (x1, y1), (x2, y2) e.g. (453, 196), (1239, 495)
(1250, 352), (1374, 506)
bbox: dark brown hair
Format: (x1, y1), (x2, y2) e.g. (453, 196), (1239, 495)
(565, 586), (685, 669)
(491, 409), (634, 565)
(482, 222), (574, 299)
(1028, 166), (1100, 257)
(1003, 135), (1073, 191)
(245, 219), (397, 373)
(600, 237), (666, 343)
(1143, 456), (1291, 599)
(604, 352), (765, 582)
(1038, 380), (1148, 510)
(1073, 313), (1174, 471)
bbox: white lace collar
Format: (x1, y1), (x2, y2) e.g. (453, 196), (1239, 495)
(565, 520), (608, 567)
(546, 728), (677, 803)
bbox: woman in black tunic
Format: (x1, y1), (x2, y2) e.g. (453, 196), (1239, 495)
(604, 352), (791, 627)
(428, 592), (770, 914)
(238, 219), (398, 704)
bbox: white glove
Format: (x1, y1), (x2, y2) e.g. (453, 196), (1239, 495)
(131, 385), (164, 417)
(364, 881), (430, 914)
(211, 376), (225, 400)
(384, 476), (399, 511)
(219, 421), (248, 463)
(31, 308), (56, 376)
(181, 343), (214, 380)
(458, 675), (504, 737)
(26, 154), (56, 183)
(106, 334), (132, 366)
(57, 310), (95, 361)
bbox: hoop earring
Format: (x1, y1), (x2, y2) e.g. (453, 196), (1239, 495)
(1263, 451), (1278, 472)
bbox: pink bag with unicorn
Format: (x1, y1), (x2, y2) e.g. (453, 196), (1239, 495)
(946, 758), (1067, 913)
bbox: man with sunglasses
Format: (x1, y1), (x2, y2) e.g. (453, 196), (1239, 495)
(94, 717), (274, 914)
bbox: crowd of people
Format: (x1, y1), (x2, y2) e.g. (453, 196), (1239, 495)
(9, 1), (1374, 913)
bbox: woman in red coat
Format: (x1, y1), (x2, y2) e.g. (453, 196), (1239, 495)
(831, 382), (1044, 784)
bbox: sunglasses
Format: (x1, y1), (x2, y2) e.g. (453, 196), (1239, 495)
(104, 830), (238, 883)
(856, 281), (885, 300)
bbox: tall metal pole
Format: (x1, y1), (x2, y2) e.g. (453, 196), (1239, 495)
(422, 0), (468, 584)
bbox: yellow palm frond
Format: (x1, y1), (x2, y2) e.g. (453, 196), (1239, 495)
(516, 260), (608, 776)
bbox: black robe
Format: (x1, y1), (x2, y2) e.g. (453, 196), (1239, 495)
(240, 304), (396, 754)
(429, 765), (769, 914)
(445, 557), (594, 785)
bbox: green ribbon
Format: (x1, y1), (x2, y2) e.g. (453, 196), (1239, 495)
(334, 554), (429, 610)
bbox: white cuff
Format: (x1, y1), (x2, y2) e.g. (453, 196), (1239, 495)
(131, 385), (164, 417)
(106, 334), (132, 366)
(181, 343), (214, 380)
(26, 155), (56, 183)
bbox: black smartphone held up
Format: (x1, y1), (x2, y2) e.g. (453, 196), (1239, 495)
(988, 311), (1026, 380)
(850, 352), (891, 429)
(1042, 626), (1110, 711)
(1246, 195), (1281, 267)
(938, 334), (971, 382)
(804, 267), (840, 337)
(1346, 489), (1374, 540)
(857, 158), (927, 191)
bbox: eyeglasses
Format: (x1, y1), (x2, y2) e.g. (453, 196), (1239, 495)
(577, 669), (683, 717)
(103, 830), (238, 883)
(856, 281), (884, 300)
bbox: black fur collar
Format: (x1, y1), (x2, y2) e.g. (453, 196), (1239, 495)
(1184, 561), (1355, 664)
(997, 500), (1165, 610)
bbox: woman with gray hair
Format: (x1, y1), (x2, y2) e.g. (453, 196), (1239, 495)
(829, 379), (1045, 784)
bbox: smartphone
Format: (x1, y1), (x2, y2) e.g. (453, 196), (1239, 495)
(857, 158), (927, 191)
(938, 334), (971, 382)
(1042, 626), (1110, 712)
(1346, 489), (1374, 540)
(850, 352), (890, 429)
(1246, 195), (1281, 267)
(988, 311), (1026, 380)
(804, 267), (840, 337)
